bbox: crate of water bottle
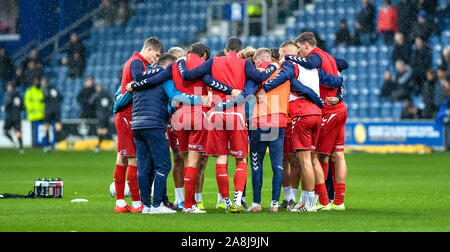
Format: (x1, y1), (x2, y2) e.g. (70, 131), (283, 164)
(33, 178), (63, 198)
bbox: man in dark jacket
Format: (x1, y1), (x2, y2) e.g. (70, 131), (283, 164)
(396, 0), (417, 41)
(128, 54), (178, 214)
(392, 32), (411, 65)
(335, 20), (353, 46)
(355, 0), (376, 45)
(410, 36), (432, 94)
(2, 81), (24, 153)
(89, 83), (113, 153)
(0, 47), (15, 88)
(42, 76), (63, 152)
(77, 76), (97, 119)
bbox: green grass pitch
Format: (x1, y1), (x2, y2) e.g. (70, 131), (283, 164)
(0, 149), (449, 232)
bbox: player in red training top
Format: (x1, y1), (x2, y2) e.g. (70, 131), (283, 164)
(290, 32), (348, 211)
(113, 37), (162, 213)
(177, 37), (278, 213)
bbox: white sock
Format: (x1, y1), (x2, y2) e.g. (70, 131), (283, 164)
(283, 187), (291, 201)
(241, 196), (246, 203)
(195, 193), (203, 203)
(300, 190), (308, 205)
(116, 199), (126, 207)
(307, 191), (316, 208)
(175, 188), (184, 203)
(234, 191), (243, 206)
(223, 197), (232, 207)
(217, 192), (223, 202)
(291, 188), (298, 202)
(132, 201), (142, 208)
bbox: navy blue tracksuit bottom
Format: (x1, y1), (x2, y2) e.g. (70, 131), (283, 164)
(133, 128), (171, 208)
(249, 127), (285, 204)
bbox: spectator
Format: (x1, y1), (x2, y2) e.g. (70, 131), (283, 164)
(0, 20), (10, 34)
(377, 0), (398, 45)
(422, 69), (441, 119)
(22, 49), (43, 72)
(401, 97), (422, 119)
(17, 60), (42, 87)
(410, 36), (432, 94)
(409, 10), (437, 43)
(355, 0), (376, 45)
(67, 52), (86, 78)
(67, 33), (86, 64)
(335, 19), (353, 46)
(392, 32), (411, 65)
(77, 76), (97, 119)
(0, 46), (15, 88)
(392, 59), (413, 101)
(396, 0), (417, 40)
(435, 72), (450, 150)
(381, 70), (397, 100)
(115, 0), (134, 27)
(417, 0), (439, 18)
(438, 48), (450, 77)
(94, 0), (116, 28)
(89, 84), (113, 152)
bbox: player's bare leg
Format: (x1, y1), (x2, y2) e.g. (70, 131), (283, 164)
(14, 130), (24, 153)
(172, 146), (185, 207)
(293, 151), (317, 212)
(330, 151), (347, 210)
(288, 153), (301, 210)
(95, 128), (108, 153)
(280, 153), (291, 208)
(195, 155), (208, 210)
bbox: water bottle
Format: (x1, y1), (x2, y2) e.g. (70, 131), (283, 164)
(48, 179), (55, 198)
(55, 178), (62, 198)
(56, 178), (63, 198)
(34, 178), (42, 198)
(42, 178), (49, 198)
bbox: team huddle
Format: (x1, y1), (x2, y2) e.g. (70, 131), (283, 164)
(111, 31), (349, 214)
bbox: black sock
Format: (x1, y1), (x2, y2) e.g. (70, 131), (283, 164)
(98, 135), (104, 148)
(45, 130), (50, 146)
(5, 133), (13, 143)
(18, 137), (23, 149)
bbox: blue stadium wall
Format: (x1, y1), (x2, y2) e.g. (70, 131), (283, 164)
(1, 0), (100, 56)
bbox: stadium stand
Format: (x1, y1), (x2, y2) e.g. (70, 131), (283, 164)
(37, 0), (448, 121)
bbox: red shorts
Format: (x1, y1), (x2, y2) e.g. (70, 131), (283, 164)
(114, 113), (136, 156)
(170, 106), (207, 153)
(205, 107), (248, 158)
(291, 115), (322, 152)
(167, 125), (179, 149)
(316, 110), (348, 155)
(283, 123), (295, 154)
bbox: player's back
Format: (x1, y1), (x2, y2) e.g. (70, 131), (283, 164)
(172, 53), (208, 97)
(211, 51), (246, 104)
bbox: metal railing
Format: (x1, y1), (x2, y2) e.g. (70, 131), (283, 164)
(12, 7), (101, 68)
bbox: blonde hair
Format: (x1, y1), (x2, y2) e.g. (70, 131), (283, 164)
(240, 46), (257, 64)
